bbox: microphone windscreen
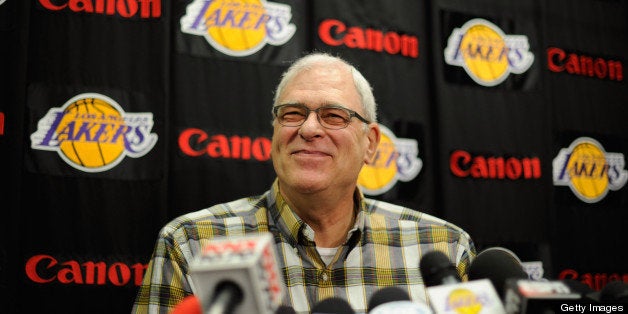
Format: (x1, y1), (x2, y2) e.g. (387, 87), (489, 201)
(468, 247), (528, 298)
(367, 286), (410, 311)
(275, 305), (297, 314)
(419, 250), (460, 287)
(600, 281), (628, 303)
(170, 295), (202, 314)
(312, 297), (355, 314)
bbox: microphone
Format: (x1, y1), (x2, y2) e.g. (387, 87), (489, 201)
(367, 286), (433, 313)
(188, 233), (285, 314)
(503, 279), (582, 314)
(420, 250), (461, 287)
(420, 250), (506, 314)
(599, 280), (628, 304)
(312, 297), (356, 314)
(468, 247), (529, 299)
(275, 305), (297, 314)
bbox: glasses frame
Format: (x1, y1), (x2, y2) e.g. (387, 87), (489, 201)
(272, 104), (371, 130)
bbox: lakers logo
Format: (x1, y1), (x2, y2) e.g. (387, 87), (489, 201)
(553, 137), (627, 203)
(31, 93), (158, 172)
(358, 125), (422, 195)
(180, 0), (296, 57)
(446, 289), (483, 314)
(444, 18), (534, 86)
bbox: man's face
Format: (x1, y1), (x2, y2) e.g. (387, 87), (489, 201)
(271, 63), (380, 195)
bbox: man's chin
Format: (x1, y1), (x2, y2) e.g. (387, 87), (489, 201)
(283, 175), (329, 194)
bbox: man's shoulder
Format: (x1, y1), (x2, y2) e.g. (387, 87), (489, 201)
(160, 193), (270, 238)
(363, 198), (467, 232)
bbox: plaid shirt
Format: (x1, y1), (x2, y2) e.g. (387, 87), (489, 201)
(132, 180), (476, 313)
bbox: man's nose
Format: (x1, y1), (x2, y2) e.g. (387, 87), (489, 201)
(298, 111), (324, 138)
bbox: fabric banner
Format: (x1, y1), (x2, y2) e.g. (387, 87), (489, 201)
(1, 0), (626, 313)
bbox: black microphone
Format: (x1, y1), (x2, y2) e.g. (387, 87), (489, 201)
(312, 297), (356, 314)
(368, 286), (410, 310)
(205, 281), (243, 314)
(468, 247), (529, 299)
(419, 250), (461, 287)
(420, 250), (505, 313)
(599, 280), (628, 304)
(275, 305), (297, 314)
(367, 286), (433, 313)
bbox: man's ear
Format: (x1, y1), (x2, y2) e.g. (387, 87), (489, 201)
(364, 123), (381, 164)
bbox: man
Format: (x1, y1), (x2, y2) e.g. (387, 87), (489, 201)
(132, 52), (475, 313)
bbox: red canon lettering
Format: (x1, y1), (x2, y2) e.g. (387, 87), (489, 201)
(318, 19), (418, 58)
(37, 0), (161, 18)
(547, 47), (623, 81)
(178, 128), (271, 161)
(25, 254), (147, 286)
(450, 150), (541, 180)
(559, 269), (628, 291)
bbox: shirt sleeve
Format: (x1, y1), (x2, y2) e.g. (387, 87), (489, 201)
(455, 229), (477, 282)
(131, 226), (194, 314)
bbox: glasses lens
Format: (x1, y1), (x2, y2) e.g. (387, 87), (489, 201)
(276, 105), (307, 126)
(318, 107), (351, 128)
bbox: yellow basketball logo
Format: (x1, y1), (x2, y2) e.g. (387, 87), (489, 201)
(357, 124), (422, 195)
(459, 24), (508, 82)
(446, 289), (483, 314)
(553, 137), (627, 203)
(181, 0), (296, 57)
(31, 93), (158, 172)
(444, 18), (534, 86)
(57, 97), (126, 169)
(205, 0), (267, 53)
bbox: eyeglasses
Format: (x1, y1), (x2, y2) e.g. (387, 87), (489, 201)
(272, 104), (371, 130)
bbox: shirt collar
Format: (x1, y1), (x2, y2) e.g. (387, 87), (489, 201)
(268, 179), (365, 246)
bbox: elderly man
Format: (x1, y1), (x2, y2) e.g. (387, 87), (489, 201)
(132, 52), (475, 313)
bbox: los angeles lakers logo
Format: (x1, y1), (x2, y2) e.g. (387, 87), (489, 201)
(31, 93), (158, 172)
(553, 137), (627, 203)
(358, 125), (422, 195)
(180, 0), (296, 57)
(444, 18), (534, 86)
(446, 289), (483, 314)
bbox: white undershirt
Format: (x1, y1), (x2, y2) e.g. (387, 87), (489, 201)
(316, 246), (340, 266)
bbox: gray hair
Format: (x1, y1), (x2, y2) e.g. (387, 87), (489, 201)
(272, 52), (378, 122)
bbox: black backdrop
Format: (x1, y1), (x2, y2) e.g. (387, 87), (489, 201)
(1, 0), (627, 313)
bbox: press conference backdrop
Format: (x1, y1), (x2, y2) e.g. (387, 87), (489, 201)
(1, 0), (626, 312)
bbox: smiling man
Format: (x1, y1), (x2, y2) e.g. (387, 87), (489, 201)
(132, 52), (476, 314)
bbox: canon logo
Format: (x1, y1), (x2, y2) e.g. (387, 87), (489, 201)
(25, 254), (147, 287)
(38, 0), (161, 19)
(450, 150), (541, 180)
(178, 128), (271, 161)
(318, 19), (419, 58)
(559, 269), (628, 291)
(547, 47), (623, 82)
